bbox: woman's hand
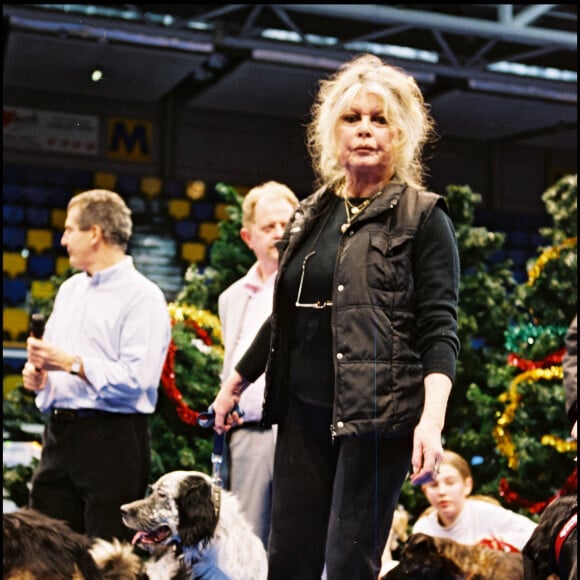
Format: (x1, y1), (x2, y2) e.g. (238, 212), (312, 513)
(410, 372), (451, 485)
(212, 370), (249, 434)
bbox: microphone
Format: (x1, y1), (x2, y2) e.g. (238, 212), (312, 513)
(29, 313), (46, 372)
(30, 313), (46, 339)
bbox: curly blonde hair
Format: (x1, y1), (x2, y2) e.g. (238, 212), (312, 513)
(306, 53), (436, 191)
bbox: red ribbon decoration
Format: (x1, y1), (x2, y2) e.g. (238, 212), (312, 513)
(507, 348), (565, 371)
(499, 466), (578, 514)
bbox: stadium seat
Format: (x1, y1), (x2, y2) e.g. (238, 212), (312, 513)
(141, 176), (162, 199)
(28, 254), (56, 279)
(30, 280), (55, 300)
(3, 278), (29, 306)
(26, 206), (51, 227)
(3, 204), (25, 225)
(21, 185), (50, 205)
(168, 199), (192, 220)
(3, 307), (30, 342)
(181, 242), (206, 264)
(3, 184), (23, 203)
(55, 256), (71, 276)
(3, 374), (24, 397)
(50, 208), (67, 230)
(214, 203), (230, 221)
(94, 171), (117, 189)
(185, 180), (206, 201)
(163, 179), (184, 198)
(3, 252), (27, 278)
(117, 174), (140, 196)
(175, 220), (199, 241)
(3, 227), (27, 251)
(192, 202), (214, 221)
(199, 222), (221, 244)
(26, 229), (53, 254)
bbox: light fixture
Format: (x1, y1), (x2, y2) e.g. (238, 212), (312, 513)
(91, 66), (104, 82)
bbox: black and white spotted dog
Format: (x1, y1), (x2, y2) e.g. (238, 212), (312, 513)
(121, 470), (268, 580)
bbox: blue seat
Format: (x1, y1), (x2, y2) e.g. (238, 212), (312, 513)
(164, 179), (185, 198)
(28, 254), (56, 279)
(26, 206), (51, 227)
(3, 205), (25, 225)
(192, 202), (215, 221)
(3, 184), (23, 203)
(117, 174), (141, 196)
(175, 220), (199, 240)
(21, 186), (50, 205)
(3, 278), (29, 306)
(3, 227), (27, 251)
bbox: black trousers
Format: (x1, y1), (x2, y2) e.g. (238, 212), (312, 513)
(268, 395), (412, 580)
(29, 411), (150, 541)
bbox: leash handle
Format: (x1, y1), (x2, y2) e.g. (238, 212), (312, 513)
(197, 403), (245, 428)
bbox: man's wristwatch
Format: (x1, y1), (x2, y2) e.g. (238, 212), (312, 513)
(70, 356), (82, 375)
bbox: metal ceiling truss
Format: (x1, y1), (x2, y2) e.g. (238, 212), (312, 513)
(4, 4), (577, 103)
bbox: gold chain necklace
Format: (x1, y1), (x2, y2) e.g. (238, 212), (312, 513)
(341, 190), (383, 234)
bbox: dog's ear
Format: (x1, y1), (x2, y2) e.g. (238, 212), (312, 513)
(409, 533), (436, 551)
(176, 476), (219, 547)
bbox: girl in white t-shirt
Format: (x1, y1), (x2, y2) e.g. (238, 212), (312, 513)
(412, 450), (537, 551)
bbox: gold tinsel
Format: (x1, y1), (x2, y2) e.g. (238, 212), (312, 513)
(493, 366), (568, 469)
(526, 237), (577, 286)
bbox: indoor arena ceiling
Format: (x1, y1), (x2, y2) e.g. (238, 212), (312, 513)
(3, 4), (577, 150)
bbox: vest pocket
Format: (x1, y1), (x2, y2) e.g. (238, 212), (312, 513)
(367, 231), (413, 292)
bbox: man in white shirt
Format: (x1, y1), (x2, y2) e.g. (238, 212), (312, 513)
(218, 181), (299, 548)
(22, 189), (171, 540)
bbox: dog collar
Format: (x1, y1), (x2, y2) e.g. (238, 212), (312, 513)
(554, 512), (577, 567)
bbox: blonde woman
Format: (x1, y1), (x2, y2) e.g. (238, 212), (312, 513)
(213, 54), (460, 579)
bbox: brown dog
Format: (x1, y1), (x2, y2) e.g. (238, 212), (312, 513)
(381, 532), (524, 579)
(523, 493), (577, 580)
(3, 508), (144, 580)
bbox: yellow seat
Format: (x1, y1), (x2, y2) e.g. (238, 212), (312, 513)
(199, 222), (221, 244)
(168, 199), (192, 220)
(3, 308), (30, 342)
(3, 252), (27, 277)
(26, 229), (53, 254)
(55, 256), (70, 276)
(3, 373), (23, 397)
(30, 280), (55, 300)
(50, 208), (66, 230)
(181, 242), (206, 264)
(185, 180), (206, 201)
(94, 171), (117, 189)
(141, 176), (162, 199)
(214, 203), (230, 222)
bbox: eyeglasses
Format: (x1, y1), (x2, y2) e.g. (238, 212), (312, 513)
(295, 251), (333, 309)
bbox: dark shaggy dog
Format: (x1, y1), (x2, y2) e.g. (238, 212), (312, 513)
(121, 470), (268, 580)
(381, 532), (524, 580)
(523, 493), (577, 580)
(3, 508), (144, 580)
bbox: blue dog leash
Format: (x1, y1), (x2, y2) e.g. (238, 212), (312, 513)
(197, 404), (244, 489)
